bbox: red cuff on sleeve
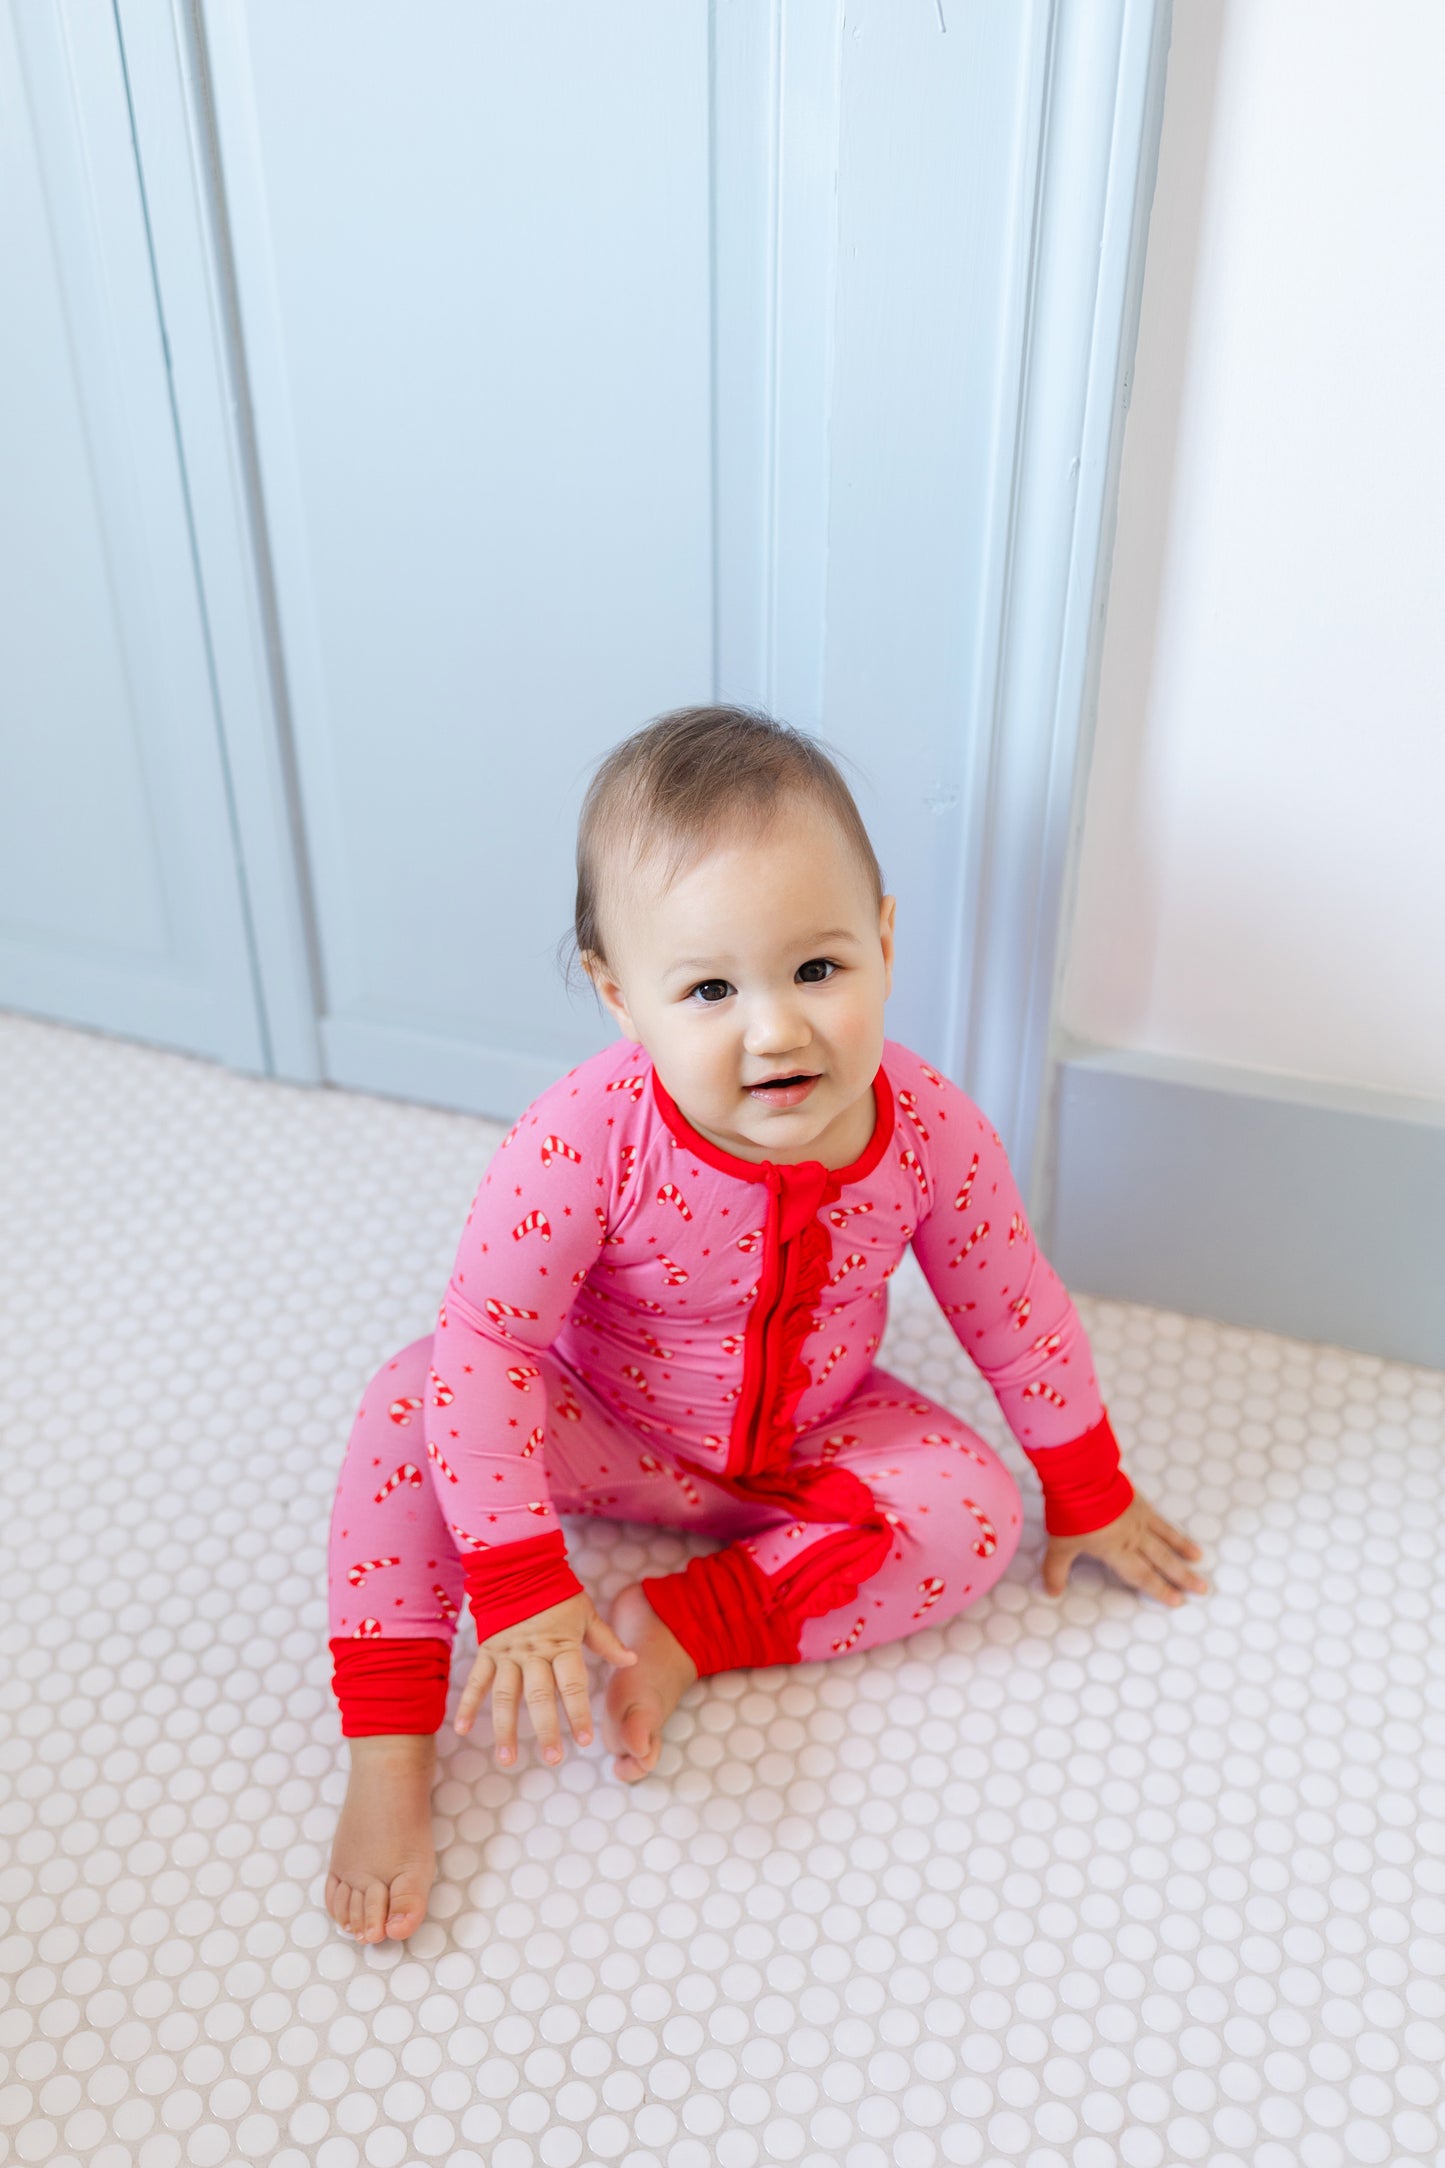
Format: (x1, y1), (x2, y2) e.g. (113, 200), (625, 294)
(463, 1527), (584, 1642)
(1020, 1409), (1134, 1537)
(329, 1636), (452, 1737)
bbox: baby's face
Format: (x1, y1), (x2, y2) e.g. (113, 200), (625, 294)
(588, 802), (895, 1167)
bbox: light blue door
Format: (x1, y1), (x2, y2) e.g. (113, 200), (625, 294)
(176, 0), (1109, 1123)
(0, 3), (265, 1073)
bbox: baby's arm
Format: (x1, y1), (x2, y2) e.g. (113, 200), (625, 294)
(906, 1066), (1207, 1603)
(424, 1081), (635, 1749)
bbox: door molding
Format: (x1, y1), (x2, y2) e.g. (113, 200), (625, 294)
(953, 0), (1174, 1207)
(117, 0), (323, 1083)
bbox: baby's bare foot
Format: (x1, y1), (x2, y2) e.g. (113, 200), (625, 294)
(603, 1583), (699, 1782)
(326, 1734), (437, 1942)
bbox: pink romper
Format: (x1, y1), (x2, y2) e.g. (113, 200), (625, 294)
(328, 1035), (1132, 1733)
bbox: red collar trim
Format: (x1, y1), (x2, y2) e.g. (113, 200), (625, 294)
(648, 1059), (894, 1187)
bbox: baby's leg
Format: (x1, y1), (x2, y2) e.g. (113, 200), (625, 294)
(789, 1366), (1024, 1660)
(630, 1364), (1024, 1692)
(326, 1334), (463, 1942)
(536, 1369), (770, 1781)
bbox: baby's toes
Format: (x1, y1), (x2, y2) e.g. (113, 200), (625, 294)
(360, 1878), (391, 1943)
(324, 1874), (351, 1932)
(613, 1704), (659, 1779)
(384, 1869), (429, 1940)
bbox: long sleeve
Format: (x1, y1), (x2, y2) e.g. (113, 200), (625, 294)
(423, 1067), (611, 1638)
(906, 1062), (1134, 1537)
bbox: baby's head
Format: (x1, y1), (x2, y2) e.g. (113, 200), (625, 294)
(568, 706), (895, 1168)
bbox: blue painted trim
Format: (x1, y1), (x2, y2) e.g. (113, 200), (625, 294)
(116, 0), (323, 1084)
(956, 0), (1175, 1208)
(1051, 1046), (1445, 1370)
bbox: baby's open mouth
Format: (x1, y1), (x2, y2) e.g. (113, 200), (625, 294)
(746, 1073), (820, 1102)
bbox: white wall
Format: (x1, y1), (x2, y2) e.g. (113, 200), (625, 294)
(1060, 0), (1445, 1105)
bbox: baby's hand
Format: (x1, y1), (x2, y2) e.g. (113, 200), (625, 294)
(454, 1591), (638, 1766)
(1040, 1490), (1209, 1608)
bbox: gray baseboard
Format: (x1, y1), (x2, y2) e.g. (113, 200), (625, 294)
(1048, 1047), (1445, 1369)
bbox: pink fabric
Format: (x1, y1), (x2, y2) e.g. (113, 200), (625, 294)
(327, 1036), (1132, 1725)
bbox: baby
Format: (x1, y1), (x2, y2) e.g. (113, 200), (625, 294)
(324, 705), (1208, 1942)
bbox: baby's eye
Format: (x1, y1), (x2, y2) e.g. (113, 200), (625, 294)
(797, 958), (837, 984)
(688, 979), (733, 1004)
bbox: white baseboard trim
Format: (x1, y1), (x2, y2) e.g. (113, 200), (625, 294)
(1048, 1047), (1445, 1369)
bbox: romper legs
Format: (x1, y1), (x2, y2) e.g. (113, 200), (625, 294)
(328, 1344), (1024, 1731)
(635, 1365), (1024, 1672)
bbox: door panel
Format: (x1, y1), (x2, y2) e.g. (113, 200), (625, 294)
(0, 1), (265, 1070)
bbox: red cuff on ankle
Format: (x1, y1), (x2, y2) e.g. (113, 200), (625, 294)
(330, 1635), (451, 1737)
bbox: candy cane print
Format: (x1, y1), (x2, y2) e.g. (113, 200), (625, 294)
(920, 1062), (944, 1088)
(657, 1183), (693, 1220)
(1030, 1329), (1063, 1357)
(640, 1330), (675, 1359)
(354, 1618), (382, 1638)
(606, 1074), (646, 1102)
(506, 1363), (541, 1392)
(617, 1143), (636, 1195)
(897, 1089), (930, 1140)
(827, 1200), (874, 1228)
(912, 1575), (946, 1619)
(961, 1496), (999, 1558)
(831, 1614), (867, 1653)
(638, 1451), (667, 1477)
(657, 1253), (689, 1286)
(484, 1295), (540, 1328)
(428, 1369), (454, 1408)
(374, 1463), (422, 1503)
(950, 1220), (990, 1265)
(736, 1227), (764, 1254)
(899, 1147), (929, 1194)
(1009, 1294), (1032, 1332)
(539, 1134), (581, 1168)
(816, 1344), (848, 1385)
(785, 1522), (808, 1540)
(433, 1585), (460, 1621)
(512, 1209), (551, 1243)
(828, 1251), (867, 1287)
(520, 1424), (544, 1459)
(719, 1332), (745, 1356)
(621, 1363), (656, 1402)
(525, 1500), (551, 1517)
(448, 1521), (492, 1550)
(426, 1440), (459, 1483)
(436, 1302), (448, 1330)
(953, 1153), (980, 1213)
(554, 1384), (582, 1422)
(1008, 1211), (1030, 1247)
(1021, 1380), (1068, 1409)
(347, 1556), (400, 1587)
(388, 1395), (424, 1427)
(921, 1430), (992, 1469)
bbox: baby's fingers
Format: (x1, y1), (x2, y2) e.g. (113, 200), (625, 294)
(552, 1646), (596, 1749)
(1146, 1521), (1210, 1592)
(454, 1651), (495, 1735)
(584, 1611), (638, 1669)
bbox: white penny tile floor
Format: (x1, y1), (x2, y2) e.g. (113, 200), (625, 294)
(1, 1009), (1443, 2168)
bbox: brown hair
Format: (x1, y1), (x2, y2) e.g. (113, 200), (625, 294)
(558, 704), (885, 991)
